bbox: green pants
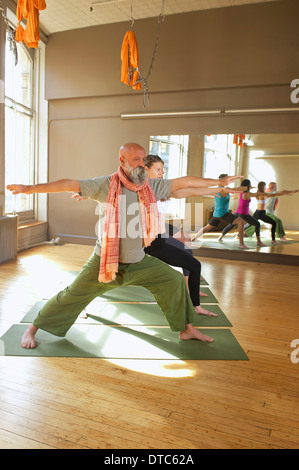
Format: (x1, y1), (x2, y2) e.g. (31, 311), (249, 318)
(33, 253), (196, 336)
(245, 212), (285, 238)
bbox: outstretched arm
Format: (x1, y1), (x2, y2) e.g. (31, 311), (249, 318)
(7, 179), (81, 195)
(253, 189), (299, 199)
(171, 186), (242, 199)
(169, 175), (243, 196)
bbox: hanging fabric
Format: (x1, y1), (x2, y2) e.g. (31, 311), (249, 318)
(120, 0), (165, 106)
(233, 134), (246, 148)
(120, 30), (141, 90)
(16, 0), (46, 49)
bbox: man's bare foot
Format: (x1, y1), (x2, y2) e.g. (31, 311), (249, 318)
(180, 324), (214, 342)
(199, 291), (208, 297)
(194, 305), (218, 316)
(21, 325), (38, 349)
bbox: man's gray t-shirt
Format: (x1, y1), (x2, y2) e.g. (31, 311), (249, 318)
(79, 176), (172, 263)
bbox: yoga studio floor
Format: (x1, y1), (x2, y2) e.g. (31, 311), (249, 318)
(0, 243), (298, 449)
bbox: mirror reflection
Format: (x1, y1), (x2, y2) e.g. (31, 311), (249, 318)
(149, 134), (299, 258)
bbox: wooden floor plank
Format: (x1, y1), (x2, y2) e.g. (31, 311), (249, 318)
(0, 243), (299, 449)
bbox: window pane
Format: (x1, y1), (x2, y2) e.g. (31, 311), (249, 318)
(149, 135), (188, 219)
(5, 107), (34, 213)
(5, 38), (32, 108)
(4, 30), (35, 216)
(203, 134), (235, 178)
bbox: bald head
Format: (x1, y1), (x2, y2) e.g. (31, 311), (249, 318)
(119, 143), (145, 158)
(119, 143), (147, 185)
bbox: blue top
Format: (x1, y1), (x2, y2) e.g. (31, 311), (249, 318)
(213, 192), (230, 217)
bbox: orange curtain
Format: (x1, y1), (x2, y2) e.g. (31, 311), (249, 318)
(120, 30), (141, 90)
(16, 0), (46, 48)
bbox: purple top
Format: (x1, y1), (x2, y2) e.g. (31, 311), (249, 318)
(236, 193), (250, 215)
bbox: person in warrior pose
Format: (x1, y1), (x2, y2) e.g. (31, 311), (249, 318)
(7, 143), (243, 349)
(191, 174), (248, 249)
(244, 181), (289, 241)
(218, 179), (298, 245)
(144, 154), (216, 317)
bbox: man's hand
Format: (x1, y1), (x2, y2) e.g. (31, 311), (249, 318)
(219, 175), (243, 186)
(6, 184), (33, 195)
(71, 193), (88, 202)
(7, 179), (81, 194)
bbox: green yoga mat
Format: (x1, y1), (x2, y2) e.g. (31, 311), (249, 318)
(20, 300), (232, 327)
(42, 285), (217, 304)
(193, 237), (299, 251)
(69, 272), (209, 286)
(0, 324), (248, 360)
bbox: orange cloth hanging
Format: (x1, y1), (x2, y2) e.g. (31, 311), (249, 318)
(16, 0), (46, 48)
(233, 134), (246, 148)
(120, 30), (141, 90)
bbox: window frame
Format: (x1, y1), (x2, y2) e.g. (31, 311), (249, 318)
(4, 18), (36, 224)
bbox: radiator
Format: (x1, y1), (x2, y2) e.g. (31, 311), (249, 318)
(0, 215), (18, 263)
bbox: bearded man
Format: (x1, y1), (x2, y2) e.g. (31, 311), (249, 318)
(7, 143), (241, 349)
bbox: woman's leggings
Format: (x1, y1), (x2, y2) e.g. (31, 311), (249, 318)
(144, 235), (201, 306)
(244, 210), (276, 241)
(222, 213), (261, 237)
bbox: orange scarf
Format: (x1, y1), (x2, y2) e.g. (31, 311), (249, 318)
(120, 30), (141, 90)
(99, 167), (159, 283)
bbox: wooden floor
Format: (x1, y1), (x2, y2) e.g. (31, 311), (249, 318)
(0, 243), (298, 449)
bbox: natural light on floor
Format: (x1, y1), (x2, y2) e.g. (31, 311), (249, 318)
(107, 359), (196, 378)
(12, 254), (196, 378)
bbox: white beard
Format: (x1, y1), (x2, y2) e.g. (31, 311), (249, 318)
(124, 161), (148, 185)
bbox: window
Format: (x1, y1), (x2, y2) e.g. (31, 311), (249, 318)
(4, 31), (35, 221)
(203, 134), (236, 179)
(149, 135), (189, 219)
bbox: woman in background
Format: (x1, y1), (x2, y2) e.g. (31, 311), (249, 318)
(219, 179), (297, 245)
(245, 181), (288, 241)
(144, 154), (217, 317)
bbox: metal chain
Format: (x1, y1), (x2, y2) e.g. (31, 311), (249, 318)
(133, 0), (165, 107)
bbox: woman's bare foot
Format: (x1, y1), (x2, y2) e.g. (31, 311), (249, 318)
(199, 291), (208, 297)
(280, 236), (288, 241)
(194, 305), (218, 316)
(79, 309), (88, 319)
(257, 241), (266, 246)
(218, 235), (223, 242)
(180, 324), (214, 342)
(239, 243), (249, 249)
(271, 240), (279, 245)
(21, 325), (38, 349)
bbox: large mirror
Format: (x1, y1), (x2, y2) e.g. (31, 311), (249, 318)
(149, 133), (299, 259)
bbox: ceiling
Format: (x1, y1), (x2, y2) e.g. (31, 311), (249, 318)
(37, 0), (280, 36)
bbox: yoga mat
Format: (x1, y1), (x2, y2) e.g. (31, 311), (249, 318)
(69, 272), (209, 286)
(42, 285), (217, 304)
(97, 286), (217, 304)
(0, 324), (248, 360)
(192, 237), (299, 251)
(20, 300), (232, 327)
